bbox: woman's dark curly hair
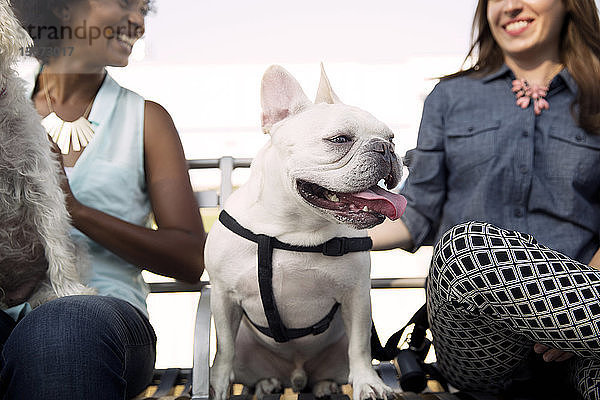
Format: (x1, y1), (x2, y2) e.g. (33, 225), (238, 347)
(11, 0), (154, 64)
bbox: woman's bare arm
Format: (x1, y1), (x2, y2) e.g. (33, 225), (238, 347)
(368, 218), (414, 251)
(63, 101), (206, 283)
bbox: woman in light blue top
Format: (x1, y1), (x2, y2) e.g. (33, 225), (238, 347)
(4, 0), (206, 398)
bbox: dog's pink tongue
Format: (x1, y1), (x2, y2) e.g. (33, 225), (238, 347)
(347, 186), (407, 220)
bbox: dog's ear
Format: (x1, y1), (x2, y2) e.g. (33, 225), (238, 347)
(261, 65), (311, 134)
(315, 63), (342, 105)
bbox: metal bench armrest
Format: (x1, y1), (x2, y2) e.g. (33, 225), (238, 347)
(192, 285), (212, 400)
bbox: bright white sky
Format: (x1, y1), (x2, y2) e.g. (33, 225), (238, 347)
(144, 0), (480, 63)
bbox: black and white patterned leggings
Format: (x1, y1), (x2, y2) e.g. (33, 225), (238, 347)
(427, 221), (600, 399)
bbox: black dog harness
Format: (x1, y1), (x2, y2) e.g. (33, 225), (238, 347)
(218, 210), (372, 343)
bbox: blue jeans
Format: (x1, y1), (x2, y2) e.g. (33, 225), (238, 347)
(0, 295), (156, 399)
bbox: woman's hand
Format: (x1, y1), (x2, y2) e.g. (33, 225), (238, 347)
(368, 218), (414, 251)
(589, 248), (600, 271)
(533, 343), (574, 362)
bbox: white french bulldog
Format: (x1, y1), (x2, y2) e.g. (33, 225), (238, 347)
(205, 65), (407, 400)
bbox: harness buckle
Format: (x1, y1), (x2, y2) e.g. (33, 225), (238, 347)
(322, 237), (347, 256)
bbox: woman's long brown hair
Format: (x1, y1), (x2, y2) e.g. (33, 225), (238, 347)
(448, 0), (600, 134)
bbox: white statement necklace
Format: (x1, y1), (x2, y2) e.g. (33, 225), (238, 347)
(41, 72), (96, 155)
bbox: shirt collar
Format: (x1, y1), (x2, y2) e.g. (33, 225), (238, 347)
(87, 73), (119, 127)
(481, 64), (512, 83)
(557, 68), (577, 94)
(481, 63), (577, 94)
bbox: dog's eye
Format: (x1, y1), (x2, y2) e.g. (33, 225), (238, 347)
(328, 135), (352, 144)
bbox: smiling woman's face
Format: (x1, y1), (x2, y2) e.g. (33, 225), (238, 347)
(64, 0), (148, 68)
(487, 0), (566, 63)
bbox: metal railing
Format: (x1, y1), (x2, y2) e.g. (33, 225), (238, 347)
(148, 277), (425, 294)
(187, 157), (252, 209)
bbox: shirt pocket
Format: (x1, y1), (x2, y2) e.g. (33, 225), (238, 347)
(546, 128), (600, 197)
(445, 120), (500, 174)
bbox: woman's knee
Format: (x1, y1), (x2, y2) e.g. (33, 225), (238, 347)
(430, 221), (489, 280)
(1, 296), (156, 398)
(429, 221), (541, 298)
(3, 295), (154, 366)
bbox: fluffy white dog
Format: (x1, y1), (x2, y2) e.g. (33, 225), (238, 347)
(205, 65), (406, 400)
(0, 0), (93, 309)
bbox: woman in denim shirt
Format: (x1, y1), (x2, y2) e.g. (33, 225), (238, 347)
(371, 0), (600, 397)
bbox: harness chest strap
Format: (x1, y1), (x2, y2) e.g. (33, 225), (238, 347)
(218, 210), (372, 343)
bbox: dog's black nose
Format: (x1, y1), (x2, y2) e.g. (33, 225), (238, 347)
(372, 140), (393, 162)
(373, 142), (387, 154)
(367, 139), (400, 188)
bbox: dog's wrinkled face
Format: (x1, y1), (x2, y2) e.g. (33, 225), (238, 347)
(0, 0), (33, 67)
(261, 65), (406, 229)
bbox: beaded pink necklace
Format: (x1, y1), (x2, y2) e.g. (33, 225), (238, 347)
(511, 65), (563, 116)
(512, 79), (549, 115)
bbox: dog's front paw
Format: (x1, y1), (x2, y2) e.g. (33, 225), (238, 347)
(210, 367), (233, 400)
(352, 370), (396, 400)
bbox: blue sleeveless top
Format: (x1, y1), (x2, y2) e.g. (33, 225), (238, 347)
(20, 69), (152, 316)
(69, 73), (152, 315)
